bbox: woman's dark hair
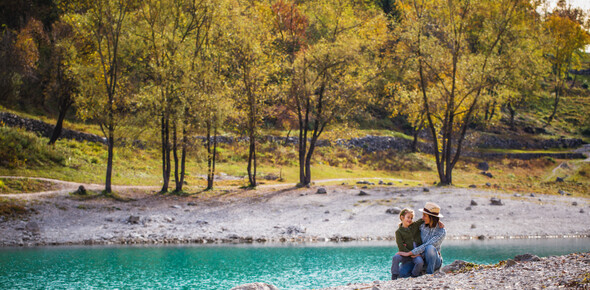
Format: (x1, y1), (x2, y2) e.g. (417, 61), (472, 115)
(428, 216), (440, 228)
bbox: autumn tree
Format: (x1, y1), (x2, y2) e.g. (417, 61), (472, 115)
(225, 1), (276, 188)
(542, 0), (590, 126)
(63, 0), (137, 193)
(273, 0), (387, 186)
(396, 0), (540, 185)
(135, 0), (213, 193)
(46, 20), (79, 145)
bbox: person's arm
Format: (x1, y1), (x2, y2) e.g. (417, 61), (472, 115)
(395, 230), (410, 253)
(411, 227), (446, 255)
(408, 218), (424, 231)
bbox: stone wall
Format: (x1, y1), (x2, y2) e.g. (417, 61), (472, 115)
(2, 111), (586, 159)
(1, 112), (107, 144)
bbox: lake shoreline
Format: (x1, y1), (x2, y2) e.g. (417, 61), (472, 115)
(319, 251), (590, 290)
(1, 184), (589, 248)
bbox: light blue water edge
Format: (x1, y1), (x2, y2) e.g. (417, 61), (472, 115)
(1, 238), (589, 289)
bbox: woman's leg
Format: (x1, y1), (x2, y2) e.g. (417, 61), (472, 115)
(423, 245), (442, 274)
(390, 254), (404, 279)
(410, 255), (424, 277)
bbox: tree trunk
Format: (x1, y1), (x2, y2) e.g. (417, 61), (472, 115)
(546, 84), (561, 126)
(211, 122), (218, 189)
(48, 97), (72, 145)
(172, 121), (180, 193)
(160, 114), (170, 193)
(247, 132), (256, 187)
(177, 124), (187, 193)
(206, 121), (214, 190)
(105, 115), (114, 194)
(507, 103), (516, 131)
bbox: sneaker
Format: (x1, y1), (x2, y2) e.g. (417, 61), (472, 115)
(391, 274), (398, 280)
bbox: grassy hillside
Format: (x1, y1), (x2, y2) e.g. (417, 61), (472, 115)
(1, 122), (588, 197)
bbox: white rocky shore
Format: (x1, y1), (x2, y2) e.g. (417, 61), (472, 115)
(0, 180), (588, 246)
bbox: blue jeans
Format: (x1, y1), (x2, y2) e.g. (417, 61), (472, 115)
(392, 254), (424, 278)
(400, 245), (442, 276)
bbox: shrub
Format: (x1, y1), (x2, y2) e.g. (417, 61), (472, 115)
(0, 127), (65, 169)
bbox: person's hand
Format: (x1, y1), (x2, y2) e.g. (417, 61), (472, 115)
(438, 221), (445, 228)
(411, 255), (420, 258)
(397, 251), (412, 257)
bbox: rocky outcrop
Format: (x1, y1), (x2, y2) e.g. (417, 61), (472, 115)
(472, 133), (584, 150)
(1, 112), (107, 144)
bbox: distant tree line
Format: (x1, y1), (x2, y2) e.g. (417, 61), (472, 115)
(0, 0), (589, 192)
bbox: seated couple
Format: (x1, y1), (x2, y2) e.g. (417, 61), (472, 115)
(391, 202), (446, 279)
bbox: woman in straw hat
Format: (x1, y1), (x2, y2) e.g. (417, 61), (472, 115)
(396, 202), (446, 276)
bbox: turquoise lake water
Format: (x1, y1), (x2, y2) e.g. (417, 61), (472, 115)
(1, 238), (589, 289)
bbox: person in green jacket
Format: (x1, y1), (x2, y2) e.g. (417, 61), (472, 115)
(391, 208), (424, 279)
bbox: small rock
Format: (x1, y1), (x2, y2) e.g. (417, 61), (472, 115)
(358, 191), (369, 196)
(558, 190), (567, 195)
(74, 185), (87, 195)
(386, 207), (402, 215)
(441, 260), (470, 273)
(514, 193), (521, 197)
(469, 185), (477, 188)
(471, 224), (476, 229)
(423, 187), (430, 192)
(24, 222), (40, 234)
(556, 177), (564, 182)
(490, 197), (503, 206)
(482, 172), (493, 178)
(324, 210), (330, 214)
(196, 220), (208, 226)
(187, 202), (197, 206)
(477, 162), (489, 171)
(470, 200), (478, 206)
(316, 188), (327, 194)
(514, 253), (541, 262)
(580, 209), (585, 213)
(230, 282), (279, 290)
(171, 205), (182, 209)
(477, 235), (486, 240)
(379, 180), (384, 185)
(530, 193), (535, 197)
(357, 181), (368, 185)
(128, 216), (140, 224)
(465, 206), (472, 211)
(504, 259), (517, 267)
(105, 217), (114, 222)
(572, 202), (578, 206)
(485, 183), (492, 187)
(369, 183), (375, 185)
(387, 182), (393, 185)
(361, 186), (368, 189)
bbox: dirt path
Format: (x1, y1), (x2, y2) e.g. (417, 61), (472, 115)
(0, 176), (413, 199)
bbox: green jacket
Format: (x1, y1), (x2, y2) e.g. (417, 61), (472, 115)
(395, 218), (424, 252)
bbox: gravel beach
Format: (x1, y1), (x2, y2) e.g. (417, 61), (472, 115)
(1, 180), (589, 246)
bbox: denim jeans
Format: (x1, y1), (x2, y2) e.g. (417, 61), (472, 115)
(399, 245), (442, 276)
(392, 254), (424, 278)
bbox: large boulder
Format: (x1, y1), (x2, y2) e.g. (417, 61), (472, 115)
(230, 283), (279, 290)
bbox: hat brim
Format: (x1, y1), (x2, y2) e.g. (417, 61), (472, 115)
(419, 208), (443, 218)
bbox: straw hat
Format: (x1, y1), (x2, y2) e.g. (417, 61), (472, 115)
(419, 202), (443, 218)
